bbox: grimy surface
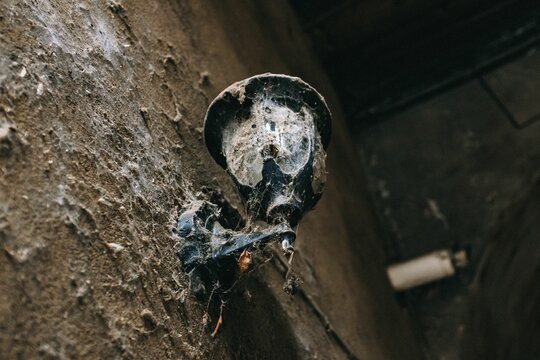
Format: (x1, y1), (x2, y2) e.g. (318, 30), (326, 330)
(0, 1), (421, 359)
(357, 47), (540, 358)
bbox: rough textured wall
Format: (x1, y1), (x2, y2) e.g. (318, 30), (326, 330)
(0, 0), (421, 359)
(462, 178), (540, 360)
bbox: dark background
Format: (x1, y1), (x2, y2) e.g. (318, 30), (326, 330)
(290, 1), (540, 358)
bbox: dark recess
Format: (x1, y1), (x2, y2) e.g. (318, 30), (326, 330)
(290, 0), (540, 129)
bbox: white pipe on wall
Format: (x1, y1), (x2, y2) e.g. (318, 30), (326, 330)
(387, 250), (458, 291)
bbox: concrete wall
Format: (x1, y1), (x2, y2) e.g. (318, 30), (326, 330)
(0, 0), (421, 358)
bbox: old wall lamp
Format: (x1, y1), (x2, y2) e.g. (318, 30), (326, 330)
(176, 74), (331, 287)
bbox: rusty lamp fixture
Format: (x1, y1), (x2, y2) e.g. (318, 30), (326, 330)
(176, 74), (331, 281)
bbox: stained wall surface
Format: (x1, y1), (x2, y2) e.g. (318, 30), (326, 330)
(0, 1), (421, 358)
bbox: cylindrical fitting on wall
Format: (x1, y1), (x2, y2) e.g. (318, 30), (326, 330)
(387, 250), (456, 291)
